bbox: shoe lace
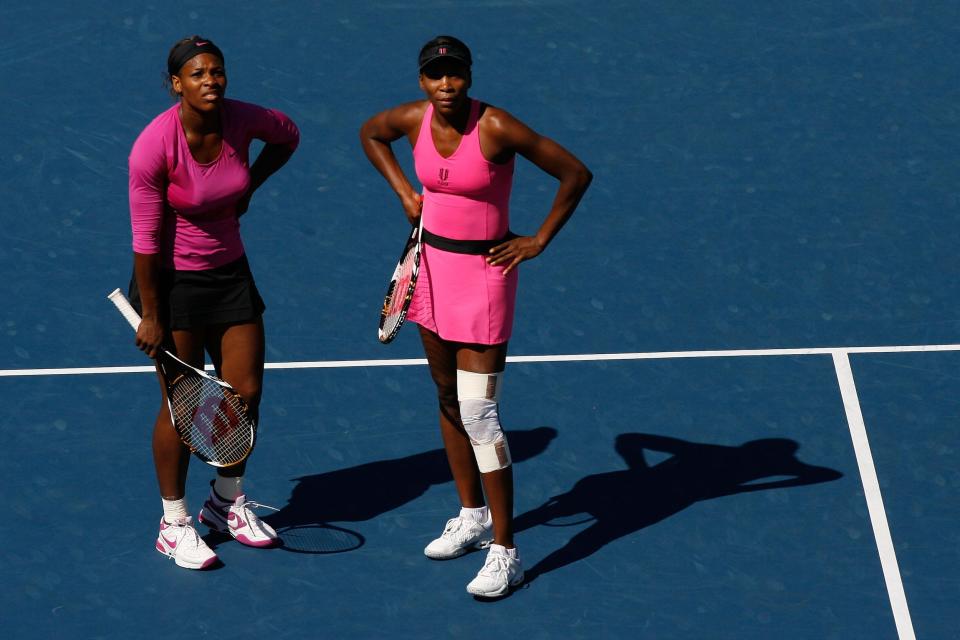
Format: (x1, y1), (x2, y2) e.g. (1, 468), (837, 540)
(235, 499), (280, 530)
(442, 516), (479, 544)
(237, 499), (280, 514)
(478, 551), (511, 580)
(170, 517), (202, 548)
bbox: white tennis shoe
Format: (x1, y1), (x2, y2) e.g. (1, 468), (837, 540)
(199, 491), (280, 548)
(424, 512), (493, 559)
(155, 516), (219, 569)
(466, 543), (524, 597)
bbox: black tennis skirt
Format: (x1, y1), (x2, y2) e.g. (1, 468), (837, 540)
(127, 255), (266, 330)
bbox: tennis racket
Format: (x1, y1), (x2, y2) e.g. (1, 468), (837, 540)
(107, 288), (256, 467)
(378, 218), (423, 344)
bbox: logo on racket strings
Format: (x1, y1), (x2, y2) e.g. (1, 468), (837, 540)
(193, 396), (241, 450)
(387, 275), (412, 316)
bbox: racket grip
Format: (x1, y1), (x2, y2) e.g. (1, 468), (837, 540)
(107, 288), (142, 331)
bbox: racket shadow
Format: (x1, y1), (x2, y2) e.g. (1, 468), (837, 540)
(265, 426), (558, 545)
(274, 523), (365, 554)
(197, 521), (363, 555)
(514, 432), (843, 584)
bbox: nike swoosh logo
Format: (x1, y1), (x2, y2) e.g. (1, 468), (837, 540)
(161, 533), (178, 549)
(229, 513), (247, 531)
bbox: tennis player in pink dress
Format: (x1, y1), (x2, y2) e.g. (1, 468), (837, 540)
(127, 36), (299, 569)
(360, 35), (592, 597)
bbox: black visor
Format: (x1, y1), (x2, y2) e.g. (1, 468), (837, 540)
(418, 42), (471, 70)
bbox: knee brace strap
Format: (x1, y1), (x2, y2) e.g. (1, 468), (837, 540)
(457, 370), (511, 473)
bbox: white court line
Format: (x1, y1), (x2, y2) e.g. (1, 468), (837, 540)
(0, 342), (930, 636)
(3, 342), (960, 377)
(832, 352), (915, 640)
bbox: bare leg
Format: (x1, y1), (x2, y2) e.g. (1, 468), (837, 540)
(418, 326), (515, 547)
(457, 343), (513, 549)
(153, 329), (206, 499)
(204, 317), (265, 479)
(419, 326), (485, 508)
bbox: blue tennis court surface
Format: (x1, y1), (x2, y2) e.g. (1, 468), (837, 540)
(2, 1), (958, 638)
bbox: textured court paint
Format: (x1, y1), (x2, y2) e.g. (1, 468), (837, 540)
(832, 352), (915, 640)
(5, 2), (960, 370)
(2, 358), (898, 639)
(849, 352), (960, 640)
(3, 0), (958, 637)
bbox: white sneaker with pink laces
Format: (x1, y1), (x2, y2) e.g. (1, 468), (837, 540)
(199, 491), (280, 548)
(155, 516), (219, 569)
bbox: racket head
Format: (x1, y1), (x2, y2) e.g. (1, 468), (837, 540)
(378, 224), (422, 344)
(108, 288), (256, 467)
(159, 354), (257, 467)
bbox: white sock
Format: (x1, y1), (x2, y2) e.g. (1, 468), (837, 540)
(161, 497), (189, 524)
(213, 475), (243, 502)
(490, 543), (519, 558)
(460, 505), (490, 524)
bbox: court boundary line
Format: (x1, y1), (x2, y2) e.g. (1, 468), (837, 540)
(0, 343), (931, 638)
(3, 342), (960, 377)
(832, 352), (915, 640)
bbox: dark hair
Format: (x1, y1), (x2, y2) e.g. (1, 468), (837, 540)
(162, 35), (225, 96)
(418, 35), (472, 70)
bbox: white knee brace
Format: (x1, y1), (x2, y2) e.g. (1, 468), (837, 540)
(457, 369), (511, 473)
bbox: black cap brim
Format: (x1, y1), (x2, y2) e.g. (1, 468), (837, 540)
(418, 43), (472, 70)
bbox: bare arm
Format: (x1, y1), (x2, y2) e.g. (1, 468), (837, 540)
(236, 143), (297, 216)
(483, 107), (593, 275)
(359, 101), (427, 224)
(237, 108), (300, 216)
(133, 252), (165, 358)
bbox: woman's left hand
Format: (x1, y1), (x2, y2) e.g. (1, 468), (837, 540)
(486, 235), (544, 276)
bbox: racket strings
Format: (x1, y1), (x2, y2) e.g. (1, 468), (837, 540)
(381, 246), (419, 335)
(170, 376), (254, 465)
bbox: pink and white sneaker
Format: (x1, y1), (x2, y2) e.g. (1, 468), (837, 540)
(156, 516), (219, 569)
(198, 492), (280, 548)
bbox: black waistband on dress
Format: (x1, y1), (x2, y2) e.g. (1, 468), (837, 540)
(421, 227), (518, 255)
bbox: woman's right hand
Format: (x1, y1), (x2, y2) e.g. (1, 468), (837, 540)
(135, 316), (165, 359)
(401, 191), (423, 226)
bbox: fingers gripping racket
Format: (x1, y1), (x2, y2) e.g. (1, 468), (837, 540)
(107, 288), (256, 467)
(378, 218), (423, 344)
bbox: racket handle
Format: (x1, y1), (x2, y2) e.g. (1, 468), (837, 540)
(108, 288), (142, 331)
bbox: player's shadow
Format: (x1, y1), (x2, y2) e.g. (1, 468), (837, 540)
(266, 426), (557, 551)
(515, 432), (843, 582)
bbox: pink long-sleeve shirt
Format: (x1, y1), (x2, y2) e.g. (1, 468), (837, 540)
(128, 99), (299, 270)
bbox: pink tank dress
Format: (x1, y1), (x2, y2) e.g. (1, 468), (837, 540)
(406, 99), (518, 345)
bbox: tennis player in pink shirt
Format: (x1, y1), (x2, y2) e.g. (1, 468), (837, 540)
(360, 35), (592, 597)
(127, 35), (299, 569)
